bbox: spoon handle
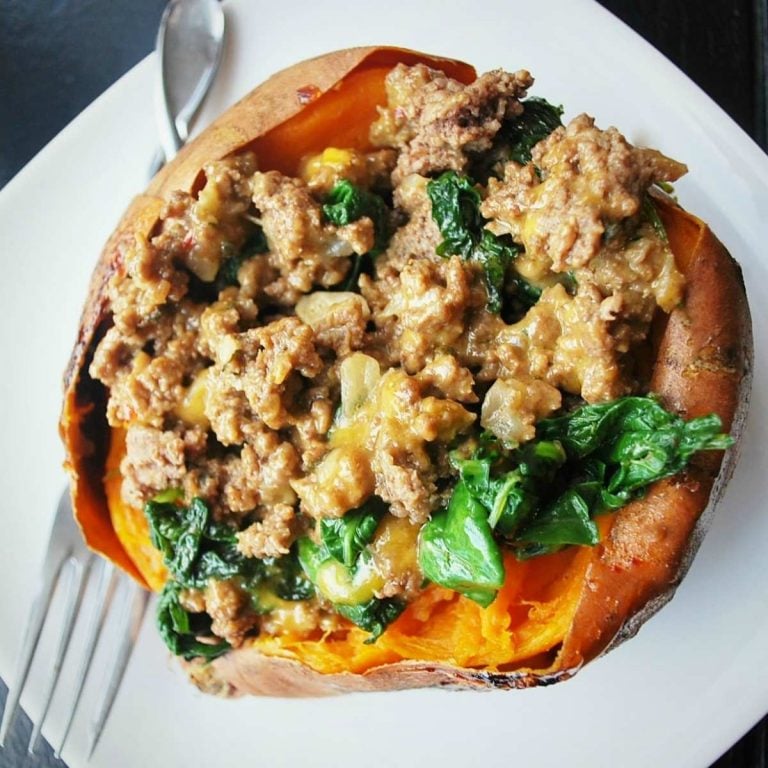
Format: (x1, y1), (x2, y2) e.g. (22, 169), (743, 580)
(148, 148), (165, 181)
(154, 1), (185, 164)
(148, 119), (190, 181)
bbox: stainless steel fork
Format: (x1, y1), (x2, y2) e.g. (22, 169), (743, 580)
(0, 488), (148, 760)
(0, 4), (225, 760)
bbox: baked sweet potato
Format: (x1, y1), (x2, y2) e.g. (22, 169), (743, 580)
(60, 46), (752, 696)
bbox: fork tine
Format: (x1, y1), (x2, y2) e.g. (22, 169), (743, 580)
(0, 556), (69, 748)
(54, 559), (118, 759)
(86, 579), (149, 759)
(27, 553), (95, 755)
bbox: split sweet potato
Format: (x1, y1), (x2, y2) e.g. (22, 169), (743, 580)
(60, 47), (752, 695)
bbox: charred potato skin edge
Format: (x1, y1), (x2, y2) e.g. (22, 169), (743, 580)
(59, 48), (753, 695)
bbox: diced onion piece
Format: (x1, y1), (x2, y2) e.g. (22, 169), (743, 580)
(186, 249), (221, 283)
(323, 236), (356, 259)
(295, 291), (370, 330)
(200, 303), (241, 366)
(481, 377), (562, 447)
(338, 352), (381, 423)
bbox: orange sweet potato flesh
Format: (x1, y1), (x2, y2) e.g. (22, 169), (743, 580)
(60, 48), (752, 695)
(104, 429), (167, 592)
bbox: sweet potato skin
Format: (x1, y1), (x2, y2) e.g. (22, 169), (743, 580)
(60, 48), (752, 695)
(61, 194), (166, 584)
(183, 653), (571, 697)
(559, 201), (753, 669)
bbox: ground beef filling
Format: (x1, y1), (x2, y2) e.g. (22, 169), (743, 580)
(91, 63), (686, 648)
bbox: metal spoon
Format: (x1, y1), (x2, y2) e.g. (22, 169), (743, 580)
(151, 0), (226, 176)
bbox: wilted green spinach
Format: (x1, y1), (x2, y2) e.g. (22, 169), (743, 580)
(147, 495), (312, 659)
(419, 395), (732, 601)
(418, 483), (505, 608)
(323, 180), (392, 290)
(216, 228), (269, 289)
(156, 582), (230, 662)
(506, 97), (564, 165)
(427, 171), (539, 313)
(320, 496), (388, 568)
(297, 497), (404, 640)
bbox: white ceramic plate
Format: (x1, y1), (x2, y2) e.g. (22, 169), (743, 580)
(1, 1), (766, 766)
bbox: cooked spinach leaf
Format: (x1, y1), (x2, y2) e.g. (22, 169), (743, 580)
(261, 549), (316, 602)
(452, 437), (565, 535)
(514, 489), (600, 559)
(323, 180), (391, 257)
(156, 581), (230, 662)
(507, 97), (564, 165)
(216, 252), (245, 289)
(216, 229), (269, 289)
(474, 229), (521, 313)
(538, 396), (732, 501)
(642, 195), (668, 242)
(418, 483), (506, 607)
(427, 395), (732, 578)
(337, 598), (406, 642)
(321, 497), (386, 568)
(507, 271), (543, 310)
(147, 496), (313, 659)
(526, 398), (730, 550)
(297, 499), (401, 640)
(145, 496), (250, 589)
(298, 535), (402, 638)
(296, 536), (328, 584)
(428, 171), (484, 260)
(151, 487), (184, 504)
(419, 437), (571, 600)
(427, 171), (526, 313)
(323, 180), (392, 291)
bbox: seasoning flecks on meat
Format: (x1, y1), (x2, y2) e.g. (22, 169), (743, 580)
(251, 170), (369, 303)
(482, 113), (687, 277)
(371, 63), (533, 183)
(236, 503), (298, 559)
(205, 315), (323, 435)
(481, 376), (562, 447)
(222, 439), (300, 513)
(203, 579), (258, 647)
(295, 291), (371, 356)
(120, 424), (206, 509)
(297, 367), (476, 524)
(175, 155), (256, 282)
(374, 255), (474, 373)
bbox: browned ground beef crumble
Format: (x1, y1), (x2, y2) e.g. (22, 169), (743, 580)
(91, 63), (686, 646)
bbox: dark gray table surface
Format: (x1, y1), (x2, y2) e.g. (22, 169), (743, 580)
(0, 1), (766, 766)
